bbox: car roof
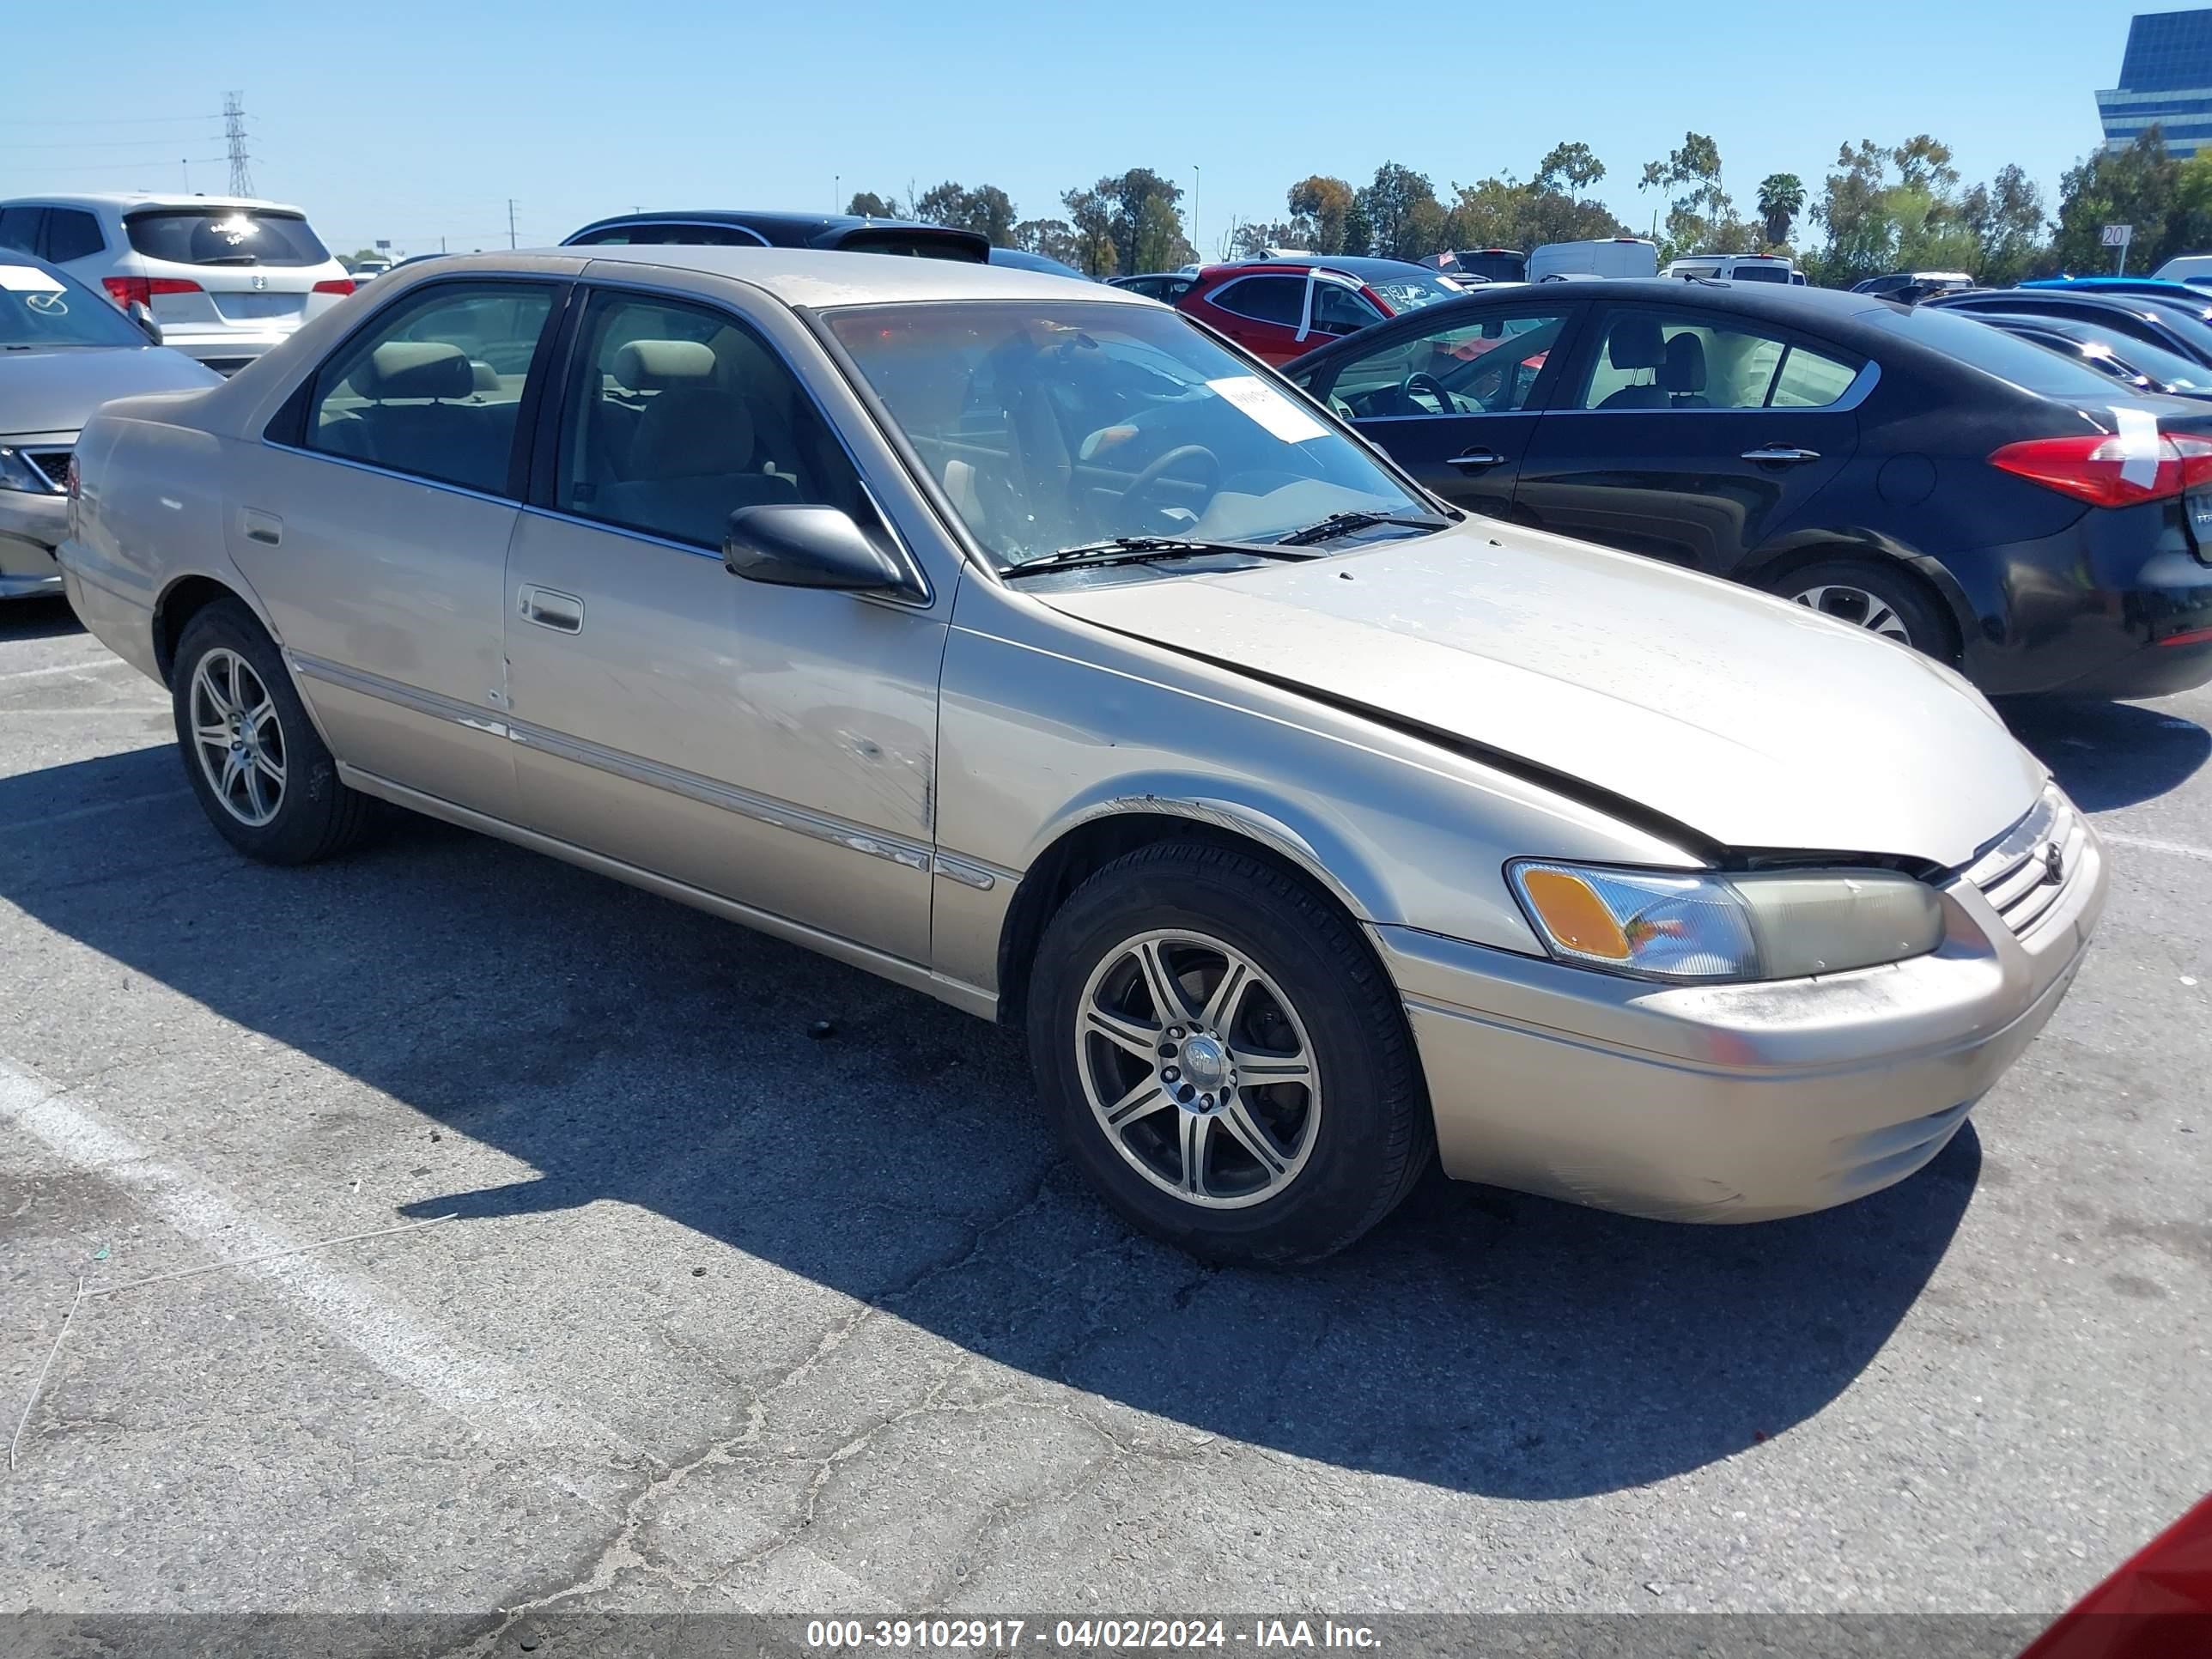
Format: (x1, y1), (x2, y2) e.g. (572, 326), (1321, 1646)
(1237, 254), (1442, 280)
(568, 209), (948, 240)
(0, 191), (308, 216)
(553, 244), (1148, 307)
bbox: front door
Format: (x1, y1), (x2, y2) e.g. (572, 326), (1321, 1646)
(228, 278), (562, 817)
(1293, 301), (1584, 520)
(500, 286), (945, 962)
(1512, 303), (1863, 575)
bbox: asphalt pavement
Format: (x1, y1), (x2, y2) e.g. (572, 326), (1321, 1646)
(1, 592), (2206, 1649)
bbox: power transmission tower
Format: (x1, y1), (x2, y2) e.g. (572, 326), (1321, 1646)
(223, 92), (253, 197)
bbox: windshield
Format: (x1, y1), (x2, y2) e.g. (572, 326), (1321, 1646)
(0, 261), (147, 349)
(2126, 296), (2212, 359)
(1863, 305), (2136, 398)
(1367, 274), (1461, 313)
(124, 209), (330, 268)
(826, 300), (1426, 567)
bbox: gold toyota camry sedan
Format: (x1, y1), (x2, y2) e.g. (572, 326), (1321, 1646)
(57, 247), (2105, 1262)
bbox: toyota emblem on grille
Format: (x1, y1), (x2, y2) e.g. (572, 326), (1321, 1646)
(2043, 842), (2066, 886)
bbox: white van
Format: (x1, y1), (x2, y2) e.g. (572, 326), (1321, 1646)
(2154, 253), (2212, 285)
(1526, 237), (1659, 282)
(1663, 253), (1796, 284)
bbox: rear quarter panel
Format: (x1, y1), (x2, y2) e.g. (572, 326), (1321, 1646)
(62, 395), (253, 685)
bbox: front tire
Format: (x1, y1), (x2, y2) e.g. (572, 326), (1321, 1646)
(1028, 841), (1431, 1265)
(171, 599), (380, 864)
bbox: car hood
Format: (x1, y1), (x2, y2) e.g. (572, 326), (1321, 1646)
(0, 345), (222, 436)
(1036, 526), (2044, 869)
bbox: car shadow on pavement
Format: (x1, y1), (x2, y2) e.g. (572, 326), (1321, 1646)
(0, 596), (85, 642)
(2003, 698), (2211, 810)
(0, 744), (1980, 1502)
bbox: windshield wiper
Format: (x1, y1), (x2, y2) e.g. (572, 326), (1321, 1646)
(1273, 509), (1450, 548)
(1002, 536), (1312, 578)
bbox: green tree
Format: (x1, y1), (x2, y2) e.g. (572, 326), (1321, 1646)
(1533, 142), (1605, 195)
(1639, 131), (1756, 259)
(1012, 217), (1079, 265)
(913, 181), (1018, 246)
(1959, 164), (2049, 286)
(1073, 168), (1186, 276)
(846, 191), (901, 219)
(1356, 162), (1447, 261)
(1340, 198), (1375, 258)
(1286, 174), (1355, 253)
(2051, 127), (2182, 273)
(1060, 186), (1118, 276)
(1755, 173), (1805, 247)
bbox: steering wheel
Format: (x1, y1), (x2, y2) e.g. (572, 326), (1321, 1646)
(1397, 371), (1455, 416)
(1119, 444), (1221, 516)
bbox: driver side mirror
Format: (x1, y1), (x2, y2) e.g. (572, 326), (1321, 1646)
(723, 503), (917, 598)
(127, 301), (163, 344)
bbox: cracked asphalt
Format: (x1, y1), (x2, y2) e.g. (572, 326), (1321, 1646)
(1, 592), (2208, 1644)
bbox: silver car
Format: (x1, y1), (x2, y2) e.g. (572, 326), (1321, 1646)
(57, 249), (2105, 1262)
(1, 254), (219, 599)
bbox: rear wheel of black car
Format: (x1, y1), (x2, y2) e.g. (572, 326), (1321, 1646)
(1771, 560), (1952, 659)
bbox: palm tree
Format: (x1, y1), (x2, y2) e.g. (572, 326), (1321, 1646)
(1757, 173), (1807, 247)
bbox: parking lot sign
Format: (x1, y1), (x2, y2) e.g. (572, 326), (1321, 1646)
(2103, 223), (2134, 273)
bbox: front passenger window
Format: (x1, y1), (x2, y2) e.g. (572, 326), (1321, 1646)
(555, 290), (866, 549)
(305, 282), (556, 495)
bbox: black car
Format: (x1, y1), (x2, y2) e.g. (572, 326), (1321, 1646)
(562, 210), (987, 261)
(1968, 312), (2212, 399)
(1109, 272), (1195, 303)
(1850, 270), (1974, 304)
(1930, 287), (2212, 370)
(1285, 277), (2212, 698)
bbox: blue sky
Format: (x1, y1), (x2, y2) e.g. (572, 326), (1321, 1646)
(0, 0), (2177, 258)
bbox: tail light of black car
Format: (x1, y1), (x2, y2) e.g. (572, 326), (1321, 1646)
(1990, 431), (2212, 562)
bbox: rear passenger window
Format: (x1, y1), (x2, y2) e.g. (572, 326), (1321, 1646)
(1211, 276), (1305, 325)
(554, 290), (866, 549)
(1577, 308), (1858, 410)
(303, 283), (556, 495)
(0, 206), (43, 255)
(45, 210), (104, 264)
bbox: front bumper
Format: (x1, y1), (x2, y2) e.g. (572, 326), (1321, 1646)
(0, 486), (68, 599)
(1379, 802), (2106, 1223)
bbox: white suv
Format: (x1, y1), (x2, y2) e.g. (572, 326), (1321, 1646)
(0, 193), (354, 373)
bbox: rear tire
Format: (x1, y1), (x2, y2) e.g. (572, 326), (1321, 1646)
(1770, 558), (1953, 659)
(171, 599), (380, 864)
(1027, 840), (1431, 1265)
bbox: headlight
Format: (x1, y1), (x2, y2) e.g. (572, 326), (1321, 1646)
(0, 447), (55, 495)
(1507, 860), (1943, 983)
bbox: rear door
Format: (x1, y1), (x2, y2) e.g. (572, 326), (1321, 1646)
(1196, 272), (1313, 364)
(1291, 300), (1586, 520)
(229, 277), (565, 817)
(1512, 302), (1865, 576)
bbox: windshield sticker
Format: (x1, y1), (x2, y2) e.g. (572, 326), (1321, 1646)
(0, 264), (65, 294)
(1206, 376), (1329, 445)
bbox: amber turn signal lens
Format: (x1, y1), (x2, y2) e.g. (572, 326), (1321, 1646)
(1517, 869), (1632, 960)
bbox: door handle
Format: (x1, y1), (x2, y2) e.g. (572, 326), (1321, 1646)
(1741, 446), (1821, 464)
(517, 585), (584, 634)
(1445, 448), (1507, 470)
(241, 508), (283, 546)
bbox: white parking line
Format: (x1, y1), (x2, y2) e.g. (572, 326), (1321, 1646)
(2101, 830), (2212, 864)
(0, 1056), (644, 1463)
(0, 660), (132, 684)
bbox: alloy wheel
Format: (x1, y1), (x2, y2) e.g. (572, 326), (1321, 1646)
(1074, 928), (1322, 1209)
(1791, 583), (1914, 644)
(189, 647), (287, 828)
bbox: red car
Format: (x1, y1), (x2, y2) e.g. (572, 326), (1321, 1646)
(1175, 256), (1464, 365)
